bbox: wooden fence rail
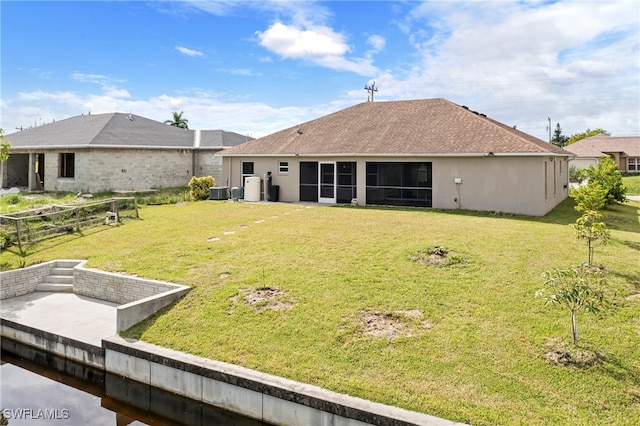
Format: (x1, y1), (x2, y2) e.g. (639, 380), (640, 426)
(0, 197), (138, 251)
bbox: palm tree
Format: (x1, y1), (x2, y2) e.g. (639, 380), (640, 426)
(164, 111), (189, 129)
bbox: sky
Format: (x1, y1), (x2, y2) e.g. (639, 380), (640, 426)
(1, 0), (639, 142)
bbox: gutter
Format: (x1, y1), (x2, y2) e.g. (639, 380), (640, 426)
(217, 152), (576, 158)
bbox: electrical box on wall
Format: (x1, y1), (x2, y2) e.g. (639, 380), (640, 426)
(454, 177), (462, 184)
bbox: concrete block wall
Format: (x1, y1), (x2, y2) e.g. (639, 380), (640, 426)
(195, 151), (224, 185)
(0, 260), (55, 299)
(74, 267), (181, 305)
(85, 149), (193, 193)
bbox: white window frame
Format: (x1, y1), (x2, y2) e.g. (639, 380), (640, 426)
(278, 160), (289, 175)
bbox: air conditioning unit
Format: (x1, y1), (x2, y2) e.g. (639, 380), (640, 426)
(209, 186), (228, 201)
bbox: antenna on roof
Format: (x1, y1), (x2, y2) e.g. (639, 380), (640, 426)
(127, 111), (134, 121)
(364, 81), (378, 102)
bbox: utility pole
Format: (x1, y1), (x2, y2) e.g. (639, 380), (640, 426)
(365, 81), (378, 102)
(547, 117), (551, 142)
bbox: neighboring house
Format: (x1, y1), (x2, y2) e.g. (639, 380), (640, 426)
(564, 135), (640, 173)
(219, 98), (573, 216)
(2, 113), (249, 193)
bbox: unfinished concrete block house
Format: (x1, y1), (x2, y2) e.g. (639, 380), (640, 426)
(219, 99), (573, 216)
(2, 112), (248, 193)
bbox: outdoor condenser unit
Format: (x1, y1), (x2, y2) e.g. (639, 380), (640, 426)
(209, 186), (228, 200)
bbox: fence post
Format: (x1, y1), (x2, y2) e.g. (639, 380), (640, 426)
(112, 199), (119, 222)
(134, 197), (139, 218)
(75, 207), (80, 231)
(16, 218), (23, 252)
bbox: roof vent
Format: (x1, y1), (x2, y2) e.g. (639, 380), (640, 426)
(462, 105), (469, 110)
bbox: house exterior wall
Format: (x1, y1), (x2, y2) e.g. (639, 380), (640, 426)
(222, 155), (569, 216)
(32, 148), (193, 193)
(570, 155), (640, 173)
(569, 157), (599, 171)
(194, 150), (224, 185)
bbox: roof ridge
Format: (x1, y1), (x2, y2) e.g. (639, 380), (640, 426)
(89, 112), (120, 145)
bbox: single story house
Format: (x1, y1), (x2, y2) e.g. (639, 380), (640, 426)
(219, 98), (573, 216)
(2, 113), (249, 193)
(564, 135), (640, 173)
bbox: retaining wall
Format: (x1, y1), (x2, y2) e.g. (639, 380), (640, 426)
(117, 286), (190, 332)
(73, 266), (183, 305)
(103, 336), (461, 426)
(1, 319), (105, 369)
(0, 260), (62, 299)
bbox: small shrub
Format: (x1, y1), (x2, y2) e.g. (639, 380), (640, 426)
(189, 176), (216, 201)
(0, 228), (14, 248)
(582, 156), (626, 206)
(569, 165), (586, 184)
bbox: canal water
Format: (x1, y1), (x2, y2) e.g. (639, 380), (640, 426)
(1, 339), (266, 425)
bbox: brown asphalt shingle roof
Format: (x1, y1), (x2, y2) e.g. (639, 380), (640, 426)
(220, 98), (571, 156)
(564, 135), (640, 158)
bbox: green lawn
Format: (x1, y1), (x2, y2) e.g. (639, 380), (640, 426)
(623, 174), (640, 195)
(2, 199), (639, 425)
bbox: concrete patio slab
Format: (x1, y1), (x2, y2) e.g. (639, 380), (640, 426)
(0, 292), (117, 347)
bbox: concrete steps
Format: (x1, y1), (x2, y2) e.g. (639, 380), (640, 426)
(36, 264), (75, 293)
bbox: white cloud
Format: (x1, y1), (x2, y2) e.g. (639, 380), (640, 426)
(2, 85), (324, 138)
(257, 22), (378, 75)
(257, 22), (348, 59)
(374, 0), (640, 139)
(71, 72), (125, 86)
(175, 46), (204, 57)
(367, 35), (385, 52)
(218, 68), (262, 77)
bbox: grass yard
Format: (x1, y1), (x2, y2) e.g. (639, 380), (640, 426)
(1, 199), (639, 425)
(623, 174), (640, 196)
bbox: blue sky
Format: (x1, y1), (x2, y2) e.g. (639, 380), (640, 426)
(2, 0), (639, 141)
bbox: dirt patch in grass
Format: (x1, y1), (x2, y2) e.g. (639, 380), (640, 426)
(409, 246), (468, 267)
(340, 309), (432, 341)
(230, 286), (296, 313)
(543, 338), (604, 368)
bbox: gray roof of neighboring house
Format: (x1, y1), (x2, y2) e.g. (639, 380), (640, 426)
(5, 112), (249, 150)
(563, 135), (640, 158)
(220, 98), (572, 157)
(199, 130), (253, 148)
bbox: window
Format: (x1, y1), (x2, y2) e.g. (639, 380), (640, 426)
(278, 161), (289, 174)
(628, 158), (639, 172)
(365, 162), (432, 207)
(241, 161), (254, 186)
(59, 153), (75, 178)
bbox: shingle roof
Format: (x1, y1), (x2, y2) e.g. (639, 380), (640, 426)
(199, 130), (253, 148)
(563, 135), (640, 158)
(5, 113), (248, 150)
(220, 99), (571, 156)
